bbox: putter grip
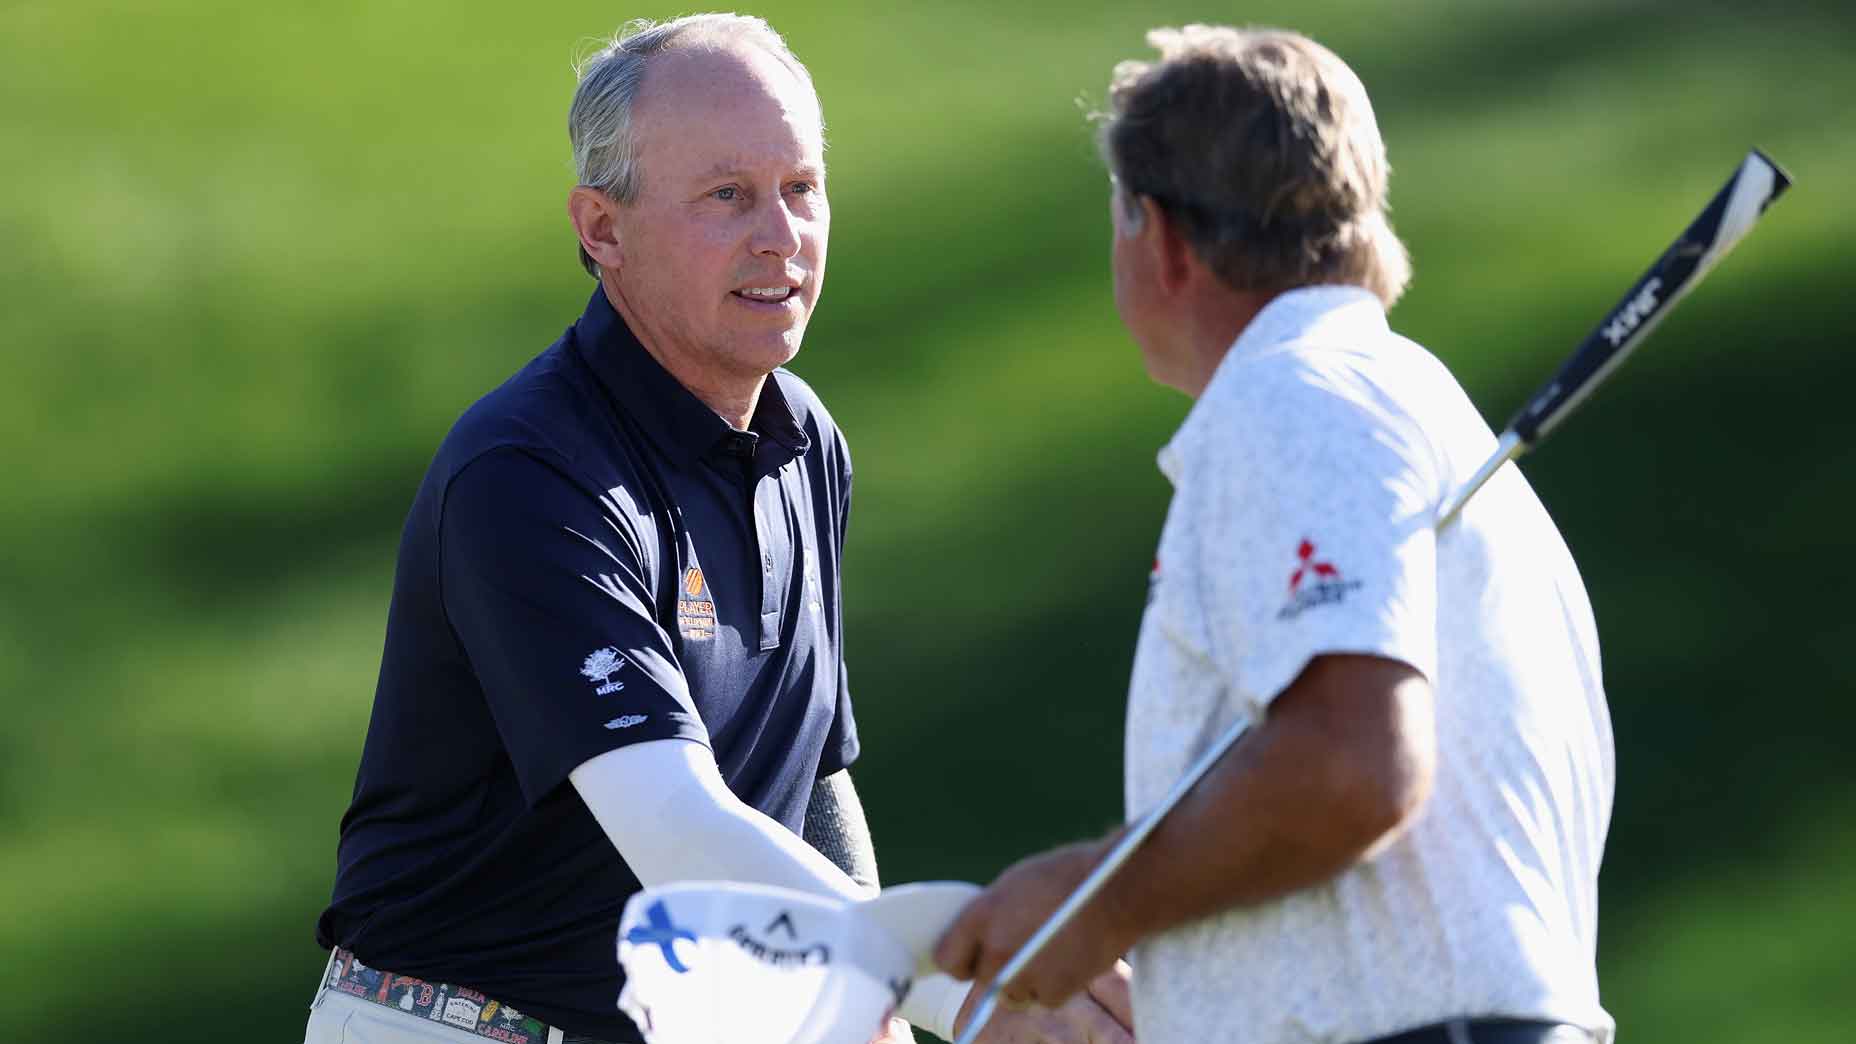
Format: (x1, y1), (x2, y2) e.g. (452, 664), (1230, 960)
(1505, 149), (1791, 444)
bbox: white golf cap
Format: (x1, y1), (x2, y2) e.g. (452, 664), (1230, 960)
(618, 881), (919, 1044)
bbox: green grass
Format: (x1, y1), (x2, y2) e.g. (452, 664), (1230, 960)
(1602, 817), (1856, 1043)
(3, 1), (1853, 1039)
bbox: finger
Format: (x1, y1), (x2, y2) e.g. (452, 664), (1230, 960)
(1091, 1005), (1134, 1044)
(970, 938), (1012, 993)
(1069, 995), (1134, 1044)
(997, 966), (1034, 1009)
(999, 984), (1035, 1012)
(1024, 949), (1097, 1014)
(933, 907), (984, 980)
(1085, 963), (1134, 1032)
(937, 937), (980, 982)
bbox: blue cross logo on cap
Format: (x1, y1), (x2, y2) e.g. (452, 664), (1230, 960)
(626, 900), (698, 974)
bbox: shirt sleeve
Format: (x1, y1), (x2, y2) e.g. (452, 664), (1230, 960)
(439, 446), (710, 805)
(1190, 357), (1444, 722)
(818, 665), (860, 776)
(816, 433), (860, 775)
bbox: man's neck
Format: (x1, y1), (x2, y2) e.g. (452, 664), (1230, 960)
(1175, 286), (1276, 400)
(602, 278), (764, 431)
(665, 365), (764, 433)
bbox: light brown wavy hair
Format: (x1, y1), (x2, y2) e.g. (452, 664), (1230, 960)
(1097, 25), (1412, 307)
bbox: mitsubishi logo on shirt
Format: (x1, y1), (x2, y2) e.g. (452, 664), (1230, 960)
(1288, 540), (1338, 594)
(1278, 539), (1363, 620)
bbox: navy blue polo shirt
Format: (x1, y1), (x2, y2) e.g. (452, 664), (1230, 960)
(316, 287), (860, 1039)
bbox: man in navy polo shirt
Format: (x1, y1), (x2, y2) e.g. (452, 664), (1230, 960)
(305, 15), (1131, 1044)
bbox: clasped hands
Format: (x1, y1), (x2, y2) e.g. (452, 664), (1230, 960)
(913, 839), (1139, 1044)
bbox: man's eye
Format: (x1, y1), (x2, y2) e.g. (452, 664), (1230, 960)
(712, 187), (740, 202)
(788, 182), (815, 196)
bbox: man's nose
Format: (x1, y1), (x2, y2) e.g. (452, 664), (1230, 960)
(749, 195), (804, 258)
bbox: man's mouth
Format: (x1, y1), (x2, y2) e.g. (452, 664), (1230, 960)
(733, 286), (796, 302)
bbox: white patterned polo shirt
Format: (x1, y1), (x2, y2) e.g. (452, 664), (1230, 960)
(1124, 286), (1615, 1044)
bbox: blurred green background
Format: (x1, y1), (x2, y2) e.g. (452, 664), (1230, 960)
(4, 0), (1852, 1040)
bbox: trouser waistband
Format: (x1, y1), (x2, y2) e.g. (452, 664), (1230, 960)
(321, 947), (566, 1044)
(1364, 1018), (1594, 1044)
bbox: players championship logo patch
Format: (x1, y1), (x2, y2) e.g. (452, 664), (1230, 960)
(580, 646), (629, 695)
(678, 565), (718, 641)
(1277, 539), (1363, 620)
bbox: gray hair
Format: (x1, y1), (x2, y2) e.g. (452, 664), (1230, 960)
(568, 13), (819, 276)
(1096, 25), (1412, 308)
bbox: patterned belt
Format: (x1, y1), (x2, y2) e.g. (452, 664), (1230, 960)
(323, 947), (565, 1044)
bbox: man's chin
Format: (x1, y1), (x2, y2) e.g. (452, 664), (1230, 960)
(771, 323), (811, 361)
(726, 332), (805, 379)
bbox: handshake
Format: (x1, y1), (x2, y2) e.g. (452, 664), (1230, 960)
(617, 879), (1133, 1044)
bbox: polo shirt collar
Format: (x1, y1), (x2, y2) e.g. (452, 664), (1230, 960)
(1226, 284), (1387, 366)
(1157, 284), (1387, 484)
(571, 286), (812, 466)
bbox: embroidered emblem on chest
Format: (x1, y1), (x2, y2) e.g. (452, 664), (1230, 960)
(678, 566), (717, 640)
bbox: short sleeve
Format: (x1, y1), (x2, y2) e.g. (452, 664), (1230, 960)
(440, 447), (710, 805)
(817, 664), (860, 776)
(1189, 359), (1442, 721)
(816, 436), (859, 776)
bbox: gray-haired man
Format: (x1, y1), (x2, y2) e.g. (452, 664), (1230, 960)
(935, 25), (1616, 1044)
(304, 15), (1130, 1044)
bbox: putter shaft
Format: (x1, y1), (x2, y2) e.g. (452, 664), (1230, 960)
(952, 714), (1252, 1044)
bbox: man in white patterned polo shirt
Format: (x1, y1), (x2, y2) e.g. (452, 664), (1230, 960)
(935, 25), (1615, 1044)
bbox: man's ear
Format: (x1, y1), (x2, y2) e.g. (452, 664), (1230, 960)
(1144, 197), (1194, 297)
(568, 186), (625, 272)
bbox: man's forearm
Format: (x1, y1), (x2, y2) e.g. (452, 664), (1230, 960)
(1102, 655), (1434, 944)
(805, 769), (882, 895)
(570, 740), (866, 901)
(804, 770), (968, 1038)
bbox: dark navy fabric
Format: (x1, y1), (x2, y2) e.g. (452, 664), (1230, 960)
(316, 287), (860, 1039)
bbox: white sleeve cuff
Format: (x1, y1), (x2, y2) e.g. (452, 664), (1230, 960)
(898, 972), (972, 1042)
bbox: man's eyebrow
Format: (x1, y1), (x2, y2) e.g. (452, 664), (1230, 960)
(690, 161), (825, 182)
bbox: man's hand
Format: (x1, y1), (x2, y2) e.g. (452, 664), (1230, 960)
(950, 962), (1134, 1044)
(933, 840), (1136, 1012)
